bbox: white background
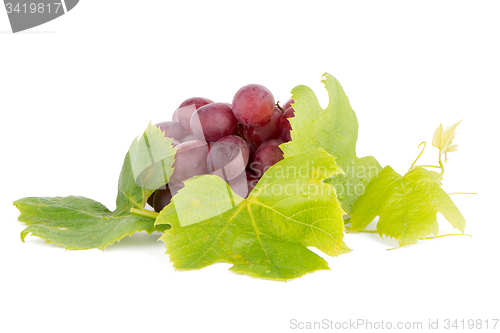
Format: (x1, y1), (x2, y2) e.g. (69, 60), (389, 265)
(1, 1), (499, 332)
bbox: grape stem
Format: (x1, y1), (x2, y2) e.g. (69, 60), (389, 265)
(130, 208), (159, 220)
(276, 102), (285, 112)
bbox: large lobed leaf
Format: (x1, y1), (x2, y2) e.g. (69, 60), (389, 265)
(281, 73), (381, 213)
(14, 123), (175, 250)
(349, 166), (466, 246)
(156, 149), (351, 281)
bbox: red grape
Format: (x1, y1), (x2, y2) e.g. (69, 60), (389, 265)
(190, 103), (238, 143)
(280, 107), (295, 142)
(207, 135), (250, 180)
(246, 171), (260, 194)
(232, 84), (275, 126)
(179, 97), (214, 110)
(172, 105), (197, 135)
(155, 121), (186, 141)
(246, 140), (256, 164)
(169, 140), (209, 185)
(173, 98), (213, 134)
(226, 171), (249, 199)
(243, 107), (282, 146)
(181, 134), (196, 142)
(251, 139), (284, 177)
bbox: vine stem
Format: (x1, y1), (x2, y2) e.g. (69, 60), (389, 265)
(130, 208), (159, 220)
(345, 228), (378, 234)
(411, 165), (441, 169)
(386, 233), (473, 251)
(436, 149), (445, 183)
(447, 192), (477, 195)
(409, 141), (427, 170)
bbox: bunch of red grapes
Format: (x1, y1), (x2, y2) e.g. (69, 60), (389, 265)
(148, 84), (296, 212)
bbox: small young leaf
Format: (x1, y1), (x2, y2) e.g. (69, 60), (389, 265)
(156, 149), (351, 281)
(432, 120), (462, 161)
(14, 124), (175, 250)
(128, 122), (177, 191)
(350, 166), (466, 246)
(281, 73), (381, 213)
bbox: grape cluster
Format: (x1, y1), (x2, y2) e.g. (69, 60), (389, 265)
(148, 84), (296, 212)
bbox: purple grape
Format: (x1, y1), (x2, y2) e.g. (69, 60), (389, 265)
(169, 140), (209, 185)
(280, 107), (295, 142)
(251, 139), (284, 177)
(190, 103), (239, 143)
(155, 121), (186, 141)
(152, 188), (172, 212)
(232, 84), (275, 127)
(283, 98), (294, 111)
(207, 135), (250, 180)
(152, 183), (184, 212)
(243, 107), (282, 147)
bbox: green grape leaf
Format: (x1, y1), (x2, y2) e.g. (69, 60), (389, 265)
(349, 166), (466, 246)
(324, 156), (381, 214)
(280, 73), (381, 213)
(156, 149), (351, 281)
(14, 123), (175, 250)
